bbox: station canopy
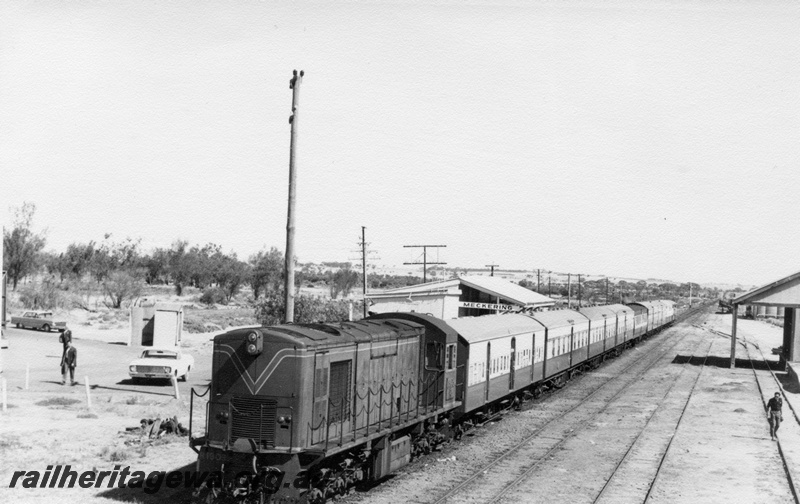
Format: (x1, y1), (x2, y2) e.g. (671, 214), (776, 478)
(733, 271), (800, 308)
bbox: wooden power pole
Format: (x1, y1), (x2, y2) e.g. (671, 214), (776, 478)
(361, 226), (368, 318)
(486, 264), (499, 276)
(284, 69), (304, 323)
(403, 245), (446, 283)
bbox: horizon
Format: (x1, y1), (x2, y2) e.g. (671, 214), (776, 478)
(2, 0), (797, 288)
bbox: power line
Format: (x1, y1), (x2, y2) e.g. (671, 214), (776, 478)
(403, 245), (446, 284)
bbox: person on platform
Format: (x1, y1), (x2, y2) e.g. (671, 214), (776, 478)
(60, 340), (77, 386)
(767, 391), (783, 440)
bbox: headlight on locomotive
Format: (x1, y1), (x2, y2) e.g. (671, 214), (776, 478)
(163, 366), (171, 373)
(246, 330), (263, 355)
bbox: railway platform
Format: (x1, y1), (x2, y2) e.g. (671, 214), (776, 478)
(706, 314), (800, 503)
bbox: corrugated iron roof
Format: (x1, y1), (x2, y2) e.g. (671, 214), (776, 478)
(733, 271), (800, 307)
(372, 275), (554, 308)
(528, 309), (589, 329)
(458, 275), (555, 307)
(446, 314), (545, 344)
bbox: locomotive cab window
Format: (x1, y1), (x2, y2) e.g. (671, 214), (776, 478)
(426, 342), (444, 370)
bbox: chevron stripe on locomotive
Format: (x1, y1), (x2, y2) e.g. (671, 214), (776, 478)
(189, 300), (676, 503)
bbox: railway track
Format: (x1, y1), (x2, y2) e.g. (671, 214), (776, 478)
(430, 306), (712, 504)
(593, 336), (714, 504)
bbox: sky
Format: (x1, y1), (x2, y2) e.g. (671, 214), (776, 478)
(1, 0), (798, 287)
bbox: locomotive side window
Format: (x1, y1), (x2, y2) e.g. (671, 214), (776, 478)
(328, 360), (352, 424)
(315, 367), (328, 399)
(446, 344), (456, 370)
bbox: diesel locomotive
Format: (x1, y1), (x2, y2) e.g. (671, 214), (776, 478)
(190, 300), (675, 503)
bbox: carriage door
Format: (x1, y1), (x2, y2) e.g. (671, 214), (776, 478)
(485, 343), (491, 403)
(311, 352), (330, 445)
(509, 337), (516, 390)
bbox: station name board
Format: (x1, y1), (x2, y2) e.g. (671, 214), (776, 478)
(458, 301), (515, 311)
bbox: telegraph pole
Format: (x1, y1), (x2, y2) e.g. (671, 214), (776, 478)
(284, 69), (304, 323)
(403, 245), (446, 283)
(361, 227), (368, 318)
(578, 274), (582, 308)
(606, 278), (609, 304)
(548, 277), (551, 296)
(567, 273), (572, 309)
(486, 264), (499, 276)
(537, 269), (541, 293)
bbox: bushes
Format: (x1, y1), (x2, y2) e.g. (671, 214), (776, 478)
(199, 287), (227, 306)
(17, 280), (66, 310)
(254, 290), (355, 325)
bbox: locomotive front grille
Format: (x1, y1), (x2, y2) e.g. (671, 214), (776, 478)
(230, 397), (277, 448)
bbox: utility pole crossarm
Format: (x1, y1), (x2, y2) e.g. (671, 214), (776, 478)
(403, 244), (446, 284)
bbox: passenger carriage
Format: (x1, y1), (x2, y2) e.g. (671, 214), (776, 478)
(446, 314), (545, 416)
(528, 310), (591, 381)
(605, 304), (634, 348)
(578, 305), (618, 362)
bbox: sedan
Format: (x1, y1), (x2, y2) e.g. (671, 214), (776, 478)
(129, 348), (194, 382)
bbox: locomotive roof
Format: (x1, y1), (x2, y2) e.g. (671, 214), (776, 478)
(445, 314), (545, 344)
(527, 309), (589, 329)
(220, 319), (426, 348)
(578, 305), (618, 321)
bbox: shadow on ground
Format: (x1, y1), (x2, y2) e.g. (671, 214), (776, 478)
(672, 354), (785, 371)
(96, 462), (196, 504)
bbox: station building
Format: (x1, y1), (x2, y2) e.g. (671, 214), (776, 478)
(731, 271), (800, 375)
(367, 275), (555, 319)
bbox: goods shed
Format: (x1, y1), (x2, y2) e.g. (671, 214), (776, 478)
(731, 271), (800, 369)
(368, 275), (555, 319)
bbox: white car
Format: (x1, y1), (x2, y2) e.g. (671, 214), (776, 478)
(129, 348), (194, 382)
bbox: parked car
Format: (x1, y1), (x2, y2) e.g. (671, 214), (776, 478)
(129, 348), (194, 382)
(10, 311), (67, 332)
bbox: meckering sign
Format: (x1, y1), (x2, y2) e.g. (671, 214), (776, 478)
(458, 301), (515, 311)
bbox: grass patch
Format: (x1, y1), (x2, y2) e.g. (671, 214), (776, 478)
(36, 397), (81, 408)
(78, 412), (99, 419)
(183, 307), (257, 334)
(100, 446), (129, 462)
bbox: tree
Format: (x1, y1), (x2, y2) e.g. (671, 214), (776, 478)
(249, 247), (284, 298)
(167, 240), (193, 295)
(102, 270), (144, 309)
(330, 266), (359, 299)
(3, 202), (47, 289)
(213, 253), (250, 302)
(141, 247), (170, 285)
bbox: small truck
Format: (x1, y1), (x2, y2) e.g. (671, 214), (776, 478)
(10, 311), (67, 332)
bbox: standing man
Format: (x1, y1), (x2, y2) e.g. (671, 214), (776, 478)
(59, 328), (72, 356)
(767, 391), (783, 440)
(60, 340), (77, 386)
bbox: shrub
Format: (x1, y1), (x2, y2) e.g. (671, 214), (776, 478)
(17, 280), (66, 310)
(200, 287), (227, 305)
(254, 290), (354, 325)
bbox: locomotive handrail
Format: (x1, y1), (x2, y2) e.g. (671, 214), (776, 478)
(189, 385), (212, 454)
